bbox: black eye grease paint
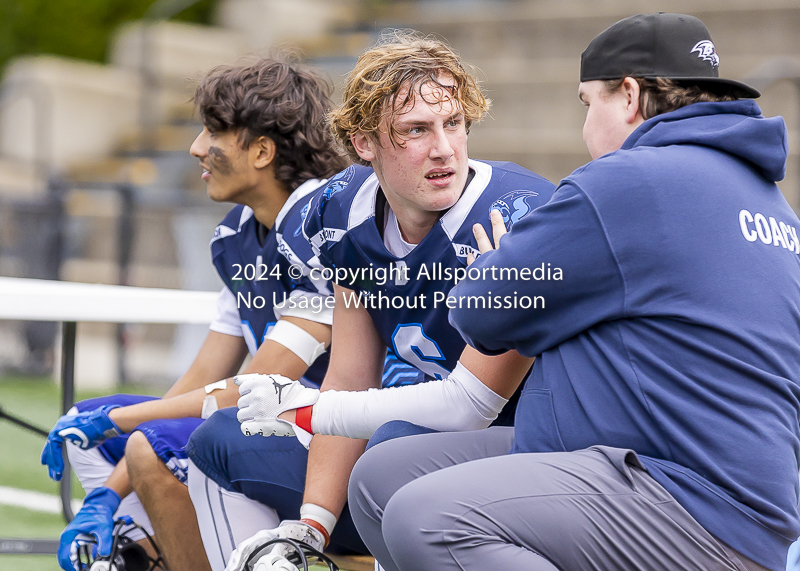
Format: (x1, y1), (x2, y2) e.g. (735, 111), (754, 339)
(208, 146), (232, 174)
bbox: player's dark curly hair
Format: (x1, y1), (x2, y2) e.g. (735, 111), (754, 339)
(195, 56), (348, 191)
(602, 77), (737, 120)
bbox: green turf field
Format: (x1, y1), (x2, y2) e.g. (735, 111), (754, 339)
(0, 375), (162, 571)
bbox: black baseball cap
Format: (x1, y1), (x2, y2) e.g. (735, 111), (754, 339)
(580, 13), (760, 99)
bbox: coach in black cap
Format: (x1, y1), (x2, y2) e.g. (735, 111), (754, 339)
(347, 12), (797, 571)
(581, 12), (759, 98)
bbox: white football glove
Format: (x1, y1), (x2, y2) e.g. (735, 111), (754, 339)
(235, 374), (320, 449)
(252, 552), (297, 571)
(225, 521), (325, 571)
(225, 528), (279, 571)
(254, 520), (326, 571)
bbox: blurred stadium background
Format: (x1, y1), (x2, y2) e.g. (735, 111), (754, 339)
(0, 0), (798, 569)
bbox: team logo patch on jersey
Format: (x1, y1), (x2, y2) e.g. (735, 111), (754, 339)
(691, 40), (719, 67)
(318, 166), (356, 214)
(294, 200), (311, 237)
(491, 189), (540, 230)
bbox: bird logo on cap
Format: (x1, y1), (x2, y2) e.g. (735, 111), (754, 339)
(690, 40), (719, 67)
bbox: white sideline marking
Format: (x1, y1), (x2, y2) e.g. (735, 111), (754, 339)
(0, 485), (82, 514)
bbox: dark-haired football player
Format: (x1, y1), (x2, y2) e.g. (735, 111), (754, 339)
(42, 56), (349, 571)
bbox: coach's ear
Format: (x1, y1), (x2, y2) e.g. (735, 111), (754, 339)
(621, 77), (644, 125)
(351, 132), (376, 163)
(252, 136), (277, 170)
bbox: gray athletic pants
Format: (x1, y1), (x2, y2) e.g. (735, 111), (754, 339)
(348, 427), (769, 571)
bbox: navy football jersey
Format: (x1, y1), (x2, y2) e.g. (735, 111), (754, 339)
(74, 177), (426, 474)
(212, 179), (331, 386)
(302, 160), (555, 384)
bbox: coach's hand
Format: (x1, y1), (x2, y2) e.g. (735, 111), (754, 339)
(41, 405), (122, 481)
(227, 520), (326, 571)
(57, 486), (120, 571)
(467, 208), (508, 265)
(235, 374), (319, 448)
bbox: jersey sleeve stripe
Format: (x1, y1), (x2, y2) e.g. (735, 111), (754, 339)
(347, 174), (380, 230)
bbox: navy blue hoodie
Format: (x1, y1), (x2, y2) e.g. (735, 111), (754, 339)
(450, 100), (800, 570)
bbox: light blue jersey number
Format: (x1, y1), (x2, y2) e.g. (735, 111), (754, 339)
(391, 324), (450, 380)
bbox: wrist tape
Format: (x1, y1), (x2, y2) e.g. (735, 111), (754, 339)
(295, 406), (313, 434)
(300, 502), (337, 544)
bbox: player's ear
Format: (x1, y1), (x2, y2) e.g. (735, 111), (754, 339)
(351, 132), (376, 163)
(252, 136), (277, 169)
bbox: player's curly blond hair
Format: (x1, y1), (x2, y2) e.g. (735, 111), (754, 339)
(329, 30), (491, 165)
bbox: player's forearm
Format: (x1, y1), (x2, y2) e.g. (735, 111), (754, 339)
(163, 331), (248, 398)
(302, 435), (367, 518)
(109, 384), (238, 433)
(281, 361), (511, 439)
(105, 458), (133, 499)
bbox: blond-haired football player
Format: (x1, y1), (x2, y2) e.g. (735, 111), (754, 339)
(188, 31), (555, 571)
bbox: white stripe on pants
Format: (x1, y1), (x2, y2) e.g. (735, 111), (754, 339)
(187, 459), (280, 571)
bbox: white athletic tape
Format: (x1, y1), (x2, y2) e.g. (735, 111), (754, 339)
(201, 395), (219, 420)
(201, 379), (227, 419)
(204, 379), (227, 393)
(299, 503), (337, 536)
(265, 320), (326, 366)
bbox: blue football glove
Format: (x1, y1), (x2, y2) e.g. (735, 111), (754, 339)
(57, 486), (121, 571)
(41, 405), (121, 481)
